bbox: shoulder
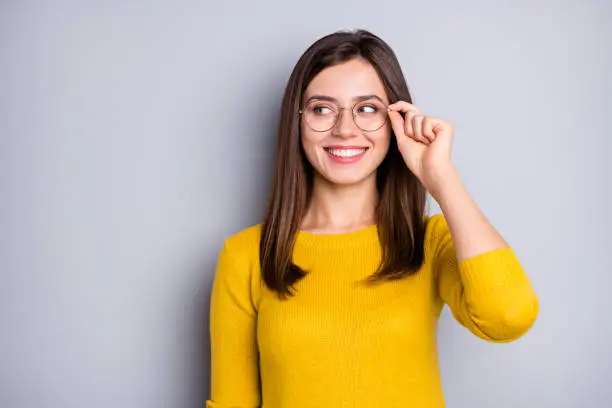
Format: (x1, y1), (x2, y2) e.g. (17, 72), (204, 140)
(423, 213), (452, 254)
(218, 223), (262, 275)
(223, 223), (262, 254)
(424, 213), (448, 234)
(214, 224), (263, 306)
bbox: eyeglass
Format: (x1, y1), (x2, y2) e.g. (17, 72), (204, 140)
(298, 98), (389, 132)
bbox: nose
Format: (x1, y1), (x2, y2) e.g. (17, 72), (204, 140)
(332, 108), (359, 138)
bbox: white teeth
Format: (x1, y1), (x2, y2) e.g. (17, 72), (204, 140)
(327, 148), (367, 157)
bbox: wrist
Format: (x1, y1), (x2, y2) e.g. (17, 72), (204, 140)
(424, 164), (462, 203)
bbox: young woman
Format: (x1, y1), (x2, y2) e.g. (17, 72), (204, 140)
(206, 29), (539, 408)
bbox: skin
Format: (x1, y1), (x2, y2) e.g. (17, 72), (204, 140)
(300, 58), (390, 234)
(300, 57), (509, 263)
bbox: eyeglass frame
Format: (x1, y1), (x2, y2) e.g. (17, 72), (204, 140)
(298, 98), (390, 133)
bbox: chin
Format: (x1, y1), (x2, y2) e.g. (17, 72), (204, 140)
(318, 169), (375, 186)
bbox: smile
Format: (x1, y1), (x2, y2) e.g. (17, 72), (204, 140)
(323, 146), (369, 164)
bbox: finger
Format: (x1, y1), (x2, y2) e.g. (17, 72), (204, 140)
(412, 114), (429, 145)
(404, 109), (416, 139)
(389, 101), (420, 139)
(388, 100), (420, 114)
(387, 110), (416, 149)
(428, 117), (455, 153)
(429, 117), (453, 138)
(422, 116), (435, 143)
(387, 109), (406, 142)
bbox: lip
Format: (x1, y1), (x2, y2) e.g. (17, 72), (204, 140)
(324, 145), (369, 149)
(323, 146), (369, 164)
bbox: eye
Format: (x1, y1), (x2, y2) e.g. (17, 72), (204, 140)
(357, 104), (379, 114)
(311, 104), (335, 115)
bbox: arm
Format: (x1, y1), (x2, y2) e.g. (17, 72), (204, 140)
(206, 240), (261, 408)
(429, 166), (539, 342)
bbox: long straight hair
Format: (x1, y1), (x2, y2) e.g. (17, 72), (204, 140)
(260, 29), (427, 299)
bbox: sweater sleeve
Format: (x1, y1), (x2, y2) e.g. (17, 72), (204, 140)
(429, 214), (539, 342)
(206, 239), (261, 408)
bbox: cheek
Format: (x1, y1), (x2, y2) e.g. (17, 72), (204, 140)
(371, 128), (392, 154)
(300, 128), (324, 162)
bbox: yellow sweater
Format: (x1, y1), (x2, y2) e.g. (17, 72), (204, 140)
(206, 214), (539, 408)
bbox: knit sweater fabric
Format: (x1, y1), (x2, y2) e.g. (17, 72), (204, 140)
(206, 214), (539, 408)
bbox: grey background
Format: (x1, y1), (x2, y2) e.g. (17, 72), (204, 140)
(1, 1), (610, 407)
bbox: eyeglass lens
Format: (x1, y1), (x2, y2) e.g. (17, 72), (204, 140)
(302, 99), (387, 132)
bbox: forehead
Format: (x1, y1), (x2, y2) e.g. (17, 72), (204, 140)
(304, 58), (388, 103)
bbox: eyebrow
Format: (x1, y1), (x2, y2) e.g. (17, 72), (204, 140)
(304, 94), (386, 105)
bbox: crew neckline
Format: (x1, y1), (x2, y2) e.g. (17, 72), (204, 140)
(295, 224), (379, 248)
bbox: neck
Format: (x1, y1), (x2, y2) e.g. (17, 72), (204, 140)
(301, 172), (378, 234)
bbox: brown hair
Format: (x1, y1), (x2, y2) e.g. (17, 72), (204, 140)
(260, 29), (427, 298)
